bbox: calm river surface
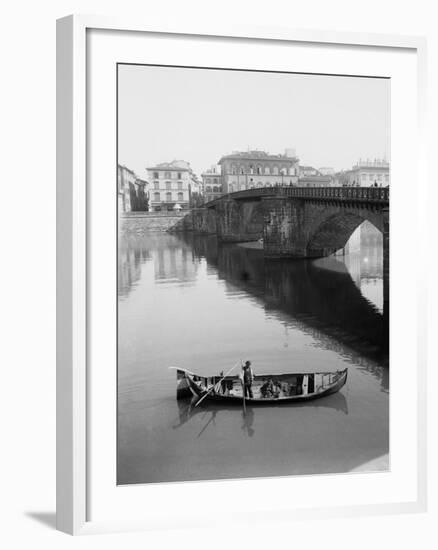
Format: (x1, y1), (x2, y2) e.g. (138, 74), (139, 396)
(118, 229), (389, 485)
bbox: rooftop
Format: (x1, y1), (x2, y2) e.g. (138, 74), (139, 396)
(147, 160), (191, 171)
(353, 158), (389, 169)
(219, 150), (298, 162)
(118, 164), (136, 175)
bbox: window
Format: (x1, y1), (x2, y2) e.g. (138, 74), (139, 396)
(206, 186), (212, 192)
(166, 181), (171, 190)
(177, 182), (183, 190)
(240, 167), (244, 175)
(264, 166), (270, 175)
(154, 192), (160, 202)
(273, 166), (279, 175)
(213, 178), (218, 184)
(177, 192), (184, 202)
(166, 192), (172, 202)
(153, 172), (159, 179)
(177, 172), (182, 179)
(256, 166), (262, 175)
(206, 178), (211, 184)
(154, 181), (159, 190)
(164, 171), (171, 179)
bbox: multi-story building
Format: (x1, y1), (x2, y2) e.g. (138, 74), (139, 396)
(146, 160), (194, 212)
(297, 165), (332, 187)
(299, 165), (321, 178)
(318, 167), (335, 176)
(201, 165), (222, 203)
(298, 175), (333, 187)
(118, 164), (149, 212)
(334, 158), (390, 187)
(188, 174), (204, 208)
(218, 149), (299, 193)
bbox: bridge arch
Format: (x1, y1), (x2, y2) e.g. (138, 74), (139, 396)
(305, 207), (383, 257)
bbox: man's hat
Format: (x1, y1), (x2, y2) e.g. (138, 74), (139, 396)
(244, 360), (251, 366)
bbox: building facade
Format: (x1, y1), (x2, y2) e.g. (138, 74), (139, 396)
(318, 167), (335, 176)
(298, 175), (333, 187)
(297, 165), (333, 187)
(146, 160), (195, 212)
(188, 174), (204, 208)
(218, 150), (299, 194)
(334, 159), (390, 187)
(201, 165), (223, 203)
(118, 165), (149, 213)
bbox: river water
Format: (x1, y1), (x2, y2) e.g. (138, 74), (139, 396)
(117, 228), (389, 485)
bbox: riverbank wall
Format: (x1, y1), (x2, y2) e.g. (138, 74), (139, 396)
(119, 212), (192, 235)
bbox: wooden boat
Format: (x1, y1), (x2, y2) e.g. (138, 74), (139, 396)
(172, 366), (348, 405)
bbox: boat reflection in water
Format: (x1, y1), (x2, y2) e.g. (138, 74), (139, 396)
(117, 230), (389, 485)
(174, 389), (349, 434)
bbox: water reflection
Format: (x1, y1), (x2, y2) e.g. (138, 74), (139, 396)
(118, 232), (388, 385)
(118, 234), (199, 296)
(118, 232), (389, 483)
(118, 236), (151, 297)
(173, 390), (349, 435)
(178, 233), (388, 371)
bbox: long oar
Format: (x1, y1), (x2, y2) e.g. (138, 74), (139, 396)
(242, 380), (246, 414)
(195, 361), (241, 408)
(240, 359), (247, 415)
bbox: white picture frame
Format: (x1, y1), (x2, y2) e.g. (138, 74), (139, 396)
(56, 15), (428, 535)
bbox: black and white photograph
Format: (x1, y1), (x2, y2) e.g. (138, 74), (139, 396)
(117, 63), (390, 485)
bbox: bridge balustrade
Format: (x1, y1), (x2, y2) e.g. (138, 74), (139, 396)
(277, 186), (389, 202)
(204, 185), (389, 207)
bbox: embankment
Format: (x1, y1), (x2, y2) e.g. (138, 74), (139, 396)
(119, 212), (192, 235)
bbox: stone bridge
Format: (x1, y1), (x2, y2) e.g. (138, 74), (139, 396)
(190, 186), (389, 305)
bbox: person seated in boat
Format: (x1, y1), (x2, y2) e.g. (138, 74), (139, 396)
(260, 378), (274, 398)
(241, 360), (254, 399)
(273, 380), (282, 398)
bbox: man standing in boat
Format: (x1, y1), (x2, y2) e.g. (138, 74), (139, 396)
(241, 360), (254, 399)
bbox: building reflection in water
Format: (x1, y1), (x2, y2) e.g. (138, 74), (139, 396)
(340, 223), (384, 313)
(118, 235), (151, 298)
(118, 234), (199, 298)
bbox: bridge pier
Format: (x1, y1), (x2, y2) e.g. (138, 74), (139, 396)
(191, 207), (217, 234)
(262, 197), (312, 258)
(216, 199), (263, 242)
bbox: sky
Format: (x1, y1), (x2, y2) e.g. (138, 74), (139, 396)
(118, 64), (390, 178)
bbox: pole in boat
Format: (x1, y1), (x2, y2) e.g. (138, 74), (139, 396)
(194, 361), (240, 407)
(242, 380), (246, 414)
(240, 360), (246, 415)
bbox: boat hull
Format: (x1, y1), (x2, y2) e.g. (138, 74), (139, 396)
(175, 367), (348, 405)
